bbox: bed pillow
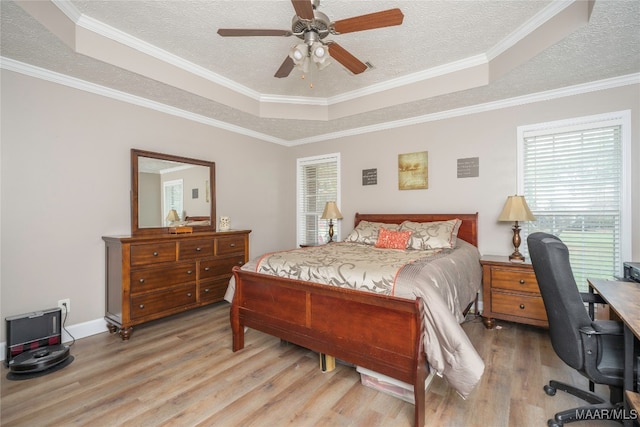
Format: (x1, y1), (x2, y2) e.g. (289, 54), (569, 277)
(374, 228), (413, 249)
(399, 219), (462, 250)
(344, 221), (400, 245)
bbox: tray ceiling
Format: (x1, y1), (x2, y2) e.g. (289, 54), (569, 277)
(1, 0), (638, 145)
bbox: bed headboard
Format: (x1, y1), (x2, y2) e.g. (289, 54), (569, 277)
(353, 212), (479, 248)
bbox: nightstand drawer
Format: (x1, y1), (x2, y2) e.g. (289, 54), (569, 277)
(481, 255), (548, 329)
(491, 268), (539, 293)
(491, 291), (547, 321)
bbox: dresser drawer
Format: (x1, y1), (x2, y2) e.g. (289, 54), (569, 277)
(131, 262), (196, 293)
(131, 284), (197, 319)
(179, 239), (215, 260)
(130, 242), (176, 266)
(216, 236), (246, 256)
(199, 278), (229, 303)
(200, 255), (245, 280)
(104, 230), (250, 340)
(491, 268), (539, 293)
(491, 291), (547, 321)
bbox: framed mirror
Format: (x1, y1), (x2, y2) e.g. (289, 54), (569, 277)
(131, 149), (216, 236)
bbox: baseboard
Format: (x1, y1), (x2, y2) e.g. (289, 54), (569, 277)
(0, 301), (486, 362)
(1, 317), (108, 362)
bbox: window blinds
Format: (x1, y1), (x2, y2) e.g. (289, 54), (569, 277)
(297, 154), (340, 246)
(522, 124), (623, 290)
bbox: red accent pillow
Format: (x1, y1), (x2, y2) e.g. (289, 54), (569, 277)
(374, 227), (413, 249)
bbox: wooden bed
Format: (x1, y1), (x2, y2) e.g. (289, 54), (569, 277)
(230, 213), (479, 427)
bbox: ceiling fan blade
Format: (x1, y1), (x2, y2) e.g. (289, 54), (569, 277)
(217, 29), (292, 37)
(274, 56), (295, 78)
(291, 0), (314, 21)
(328, 43), (367, 75)
(332, 8), (404, 34)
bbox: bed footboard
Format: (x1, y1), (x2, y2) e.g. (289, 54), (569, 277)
(231, 266), (426, 427)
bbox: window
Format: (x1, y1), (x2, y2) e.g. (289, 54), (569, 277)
(518, 111), (631, 291)
(297, 153), (341, 246)
(163, 179), (183, 224)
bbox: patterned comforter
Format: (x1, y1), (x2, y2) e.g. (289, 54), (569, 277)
(225, 239), (484, 398)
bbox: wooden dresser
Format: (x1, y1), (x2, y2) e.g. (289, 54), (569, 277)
(481, 255), (548, 329)
(103, 230), (250, 340)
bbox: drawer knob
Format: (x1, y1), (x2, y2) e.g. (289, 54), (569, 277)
(139, 278), (145, 283)
(187, 270), (193, 275)
(519, 304), (525, 310)
(153, 252), (158, 257)
(204, 267), (210, 271)
(229, 243), (236, 247)
(196, 247), (201, 252)
(187, 293), (192, 297)
(519, 279), (526, 285)
(237, 261), (243, 265)
(139, 304), (145, 309)
(204, 288), (210, 293)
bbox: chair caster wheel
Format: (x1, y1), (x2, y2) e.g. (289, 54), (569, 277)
(548, 420), (562, 427)
(544, 384), (557, 396)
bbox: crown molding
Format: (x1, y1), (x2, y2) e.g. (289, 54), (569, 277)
(2, 56), (637, 147)
(487, 0), (575, 61)
(0, 57), (285, 145)
(287, 73), (640, 146)
(48, 0), (582, 111)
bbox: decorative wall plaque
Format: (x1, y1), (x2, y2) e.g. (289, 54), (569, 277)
(362, 168), (377, 186)
(457, 157), (479, 178)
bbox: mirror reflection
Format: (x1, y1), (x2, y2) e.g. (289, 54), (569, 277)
(138, 157), (211, 227)
(131, 149), (216, 236)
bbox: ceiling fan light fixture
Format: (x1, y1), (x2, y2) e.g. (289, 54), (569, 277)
(289, 43), (310, 72)
(312, 43), (326, 59)
(311, 42), (330, 70)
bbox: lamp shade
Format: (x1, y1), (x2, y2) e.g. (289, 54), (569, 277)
(498, 195), (536, 222)
(321, 202), (343, 220)
(166, 209), (180, 222)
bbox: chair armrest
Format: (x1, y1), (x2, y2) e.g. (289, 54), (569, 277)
(591, 320), (624, 335)
(579, 321), (623, 337)
(581, 292), (606, 305)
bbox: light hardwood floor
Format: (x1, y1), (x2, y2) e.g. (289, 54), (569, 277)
(1, 302), (620, 426)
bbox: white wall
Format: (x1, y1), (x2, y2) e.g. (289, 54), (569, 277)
(0, 70), (295, 342)
(291, 85), (640, 259)
(1, 69), (638, 346)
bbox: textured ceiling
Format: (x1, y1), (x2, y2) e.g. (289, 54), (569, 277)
(1, 0), (638, 145)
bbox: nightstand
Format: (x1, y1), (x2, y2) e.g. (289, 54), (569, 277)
(480, 255), (548, 329)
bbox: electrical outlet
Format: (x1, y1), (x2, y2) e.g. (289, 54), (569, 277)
(58, 298), (71, 313)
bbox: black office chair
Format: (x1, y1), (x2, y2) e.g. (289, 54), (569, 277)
(527, 232), (627, 427)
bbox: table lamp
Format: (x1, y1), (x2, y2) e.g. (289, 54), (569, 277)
(498, 195), (536, 261)
(166, 209), (180, 226)
(321, 202), (343, 242)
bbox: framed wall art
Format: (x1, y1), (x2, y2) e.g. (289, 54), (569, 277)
(398, 151), (428, 190)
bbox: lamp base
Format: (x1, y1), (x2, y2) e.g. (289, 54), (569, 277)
(508, 251), (525, 262)
(509, 222), (525, 262)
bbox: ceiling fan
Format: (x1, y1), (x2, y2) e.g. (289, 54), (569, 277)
(217, 0), (404, 78)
